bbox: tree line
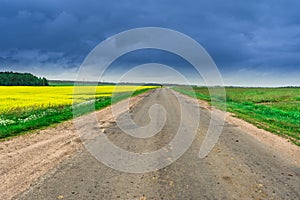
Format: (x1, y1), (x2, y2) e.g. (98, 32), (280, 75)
(0, 72), (49, 86)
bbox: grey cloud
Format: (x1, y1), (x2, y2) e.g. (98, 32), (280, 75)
(0, 0), (299, 85)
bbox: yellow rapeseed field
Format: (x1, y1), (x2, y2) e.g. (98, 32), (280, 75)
(0, 85), (155, 114)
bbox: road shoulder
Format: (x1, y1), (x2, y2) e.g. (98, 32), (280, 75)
(0, 91), (150, 200)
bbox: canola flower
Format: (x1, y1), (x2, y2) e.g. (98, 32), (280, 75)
(0, 85), (156, 114)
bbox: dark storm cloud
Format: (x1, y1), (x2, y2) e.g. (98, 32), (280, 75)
(0, 0), (299, 85)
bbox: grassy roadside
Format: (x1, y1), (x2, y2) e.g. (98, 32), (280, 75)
(0, 88), (153, 139)
(173, 87), (300, 146)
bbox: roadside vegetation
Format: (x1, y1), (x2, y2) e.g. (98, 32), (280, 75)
(0, 85), (157, 139)
(174, 87), (300, 146)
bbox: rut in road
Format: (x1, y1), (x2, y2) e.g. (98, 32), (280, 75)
(17, 88), (300, 200)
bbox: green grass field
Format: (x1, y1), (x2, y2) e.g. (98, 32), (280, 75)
(173, 87), (300, 146)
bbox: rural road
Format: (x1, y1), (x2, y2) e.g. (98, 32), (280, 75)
(16, 88), (299, 199)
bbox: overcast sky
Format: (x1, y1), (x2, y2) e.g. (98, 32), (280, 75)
(0, 0), (299, 86)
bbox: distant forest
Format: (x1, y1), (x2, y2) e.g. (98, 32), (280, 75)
(0, 72), (49, 86)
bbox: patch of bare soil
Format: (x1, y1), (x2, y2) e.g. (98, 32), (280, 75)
(225, 112), (300, 166)
(198, 99), (300, 166)
(0, 92), (149, 200)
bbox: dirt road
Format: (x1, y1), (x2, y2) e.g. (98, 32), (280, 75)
(11, 89), (300, 199)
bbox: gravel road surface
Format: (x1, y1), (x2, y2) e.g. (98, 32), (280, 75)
(16, 88), (300, 199)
